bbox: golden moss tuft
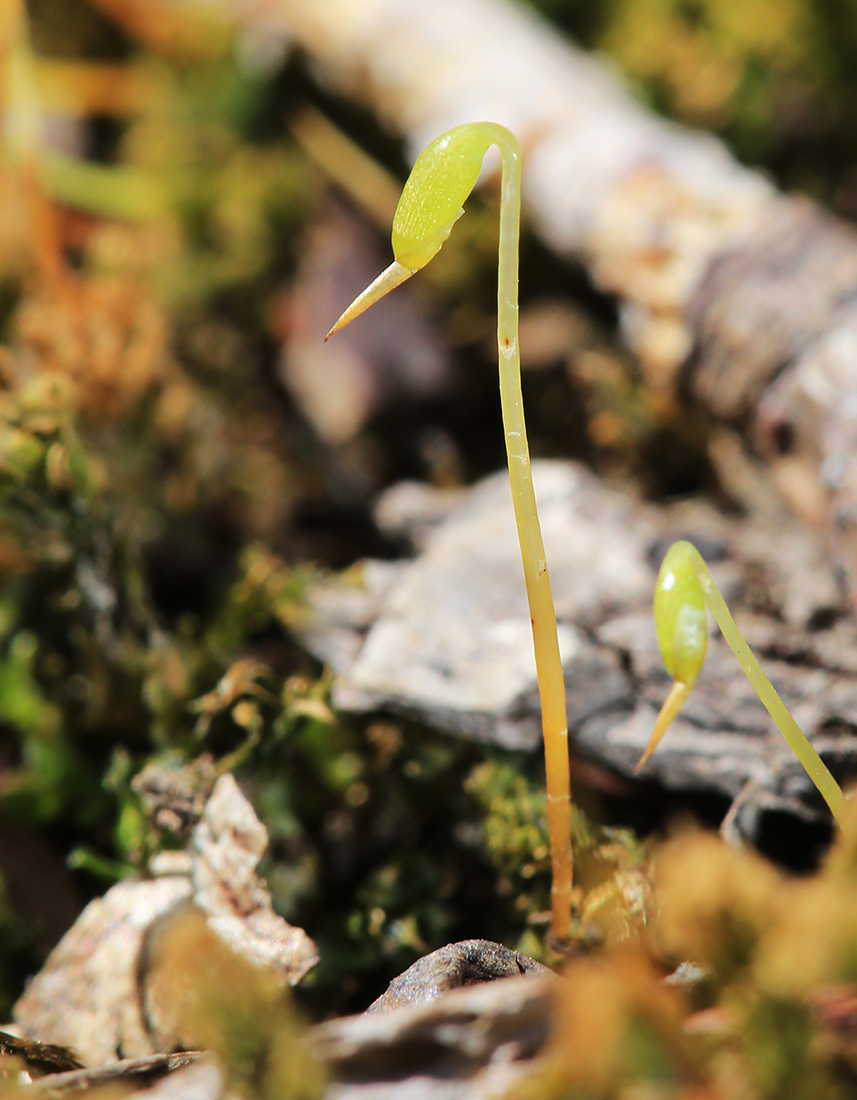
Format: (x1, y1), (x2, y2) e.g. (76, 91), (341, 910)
(15, 277), (169, 420)
(143, 906), (325, 1100)
(653, 830), (784, 984)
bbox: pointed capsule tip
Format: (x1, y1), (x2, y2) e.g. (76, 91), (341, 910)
(634, 740), (658, 774)
(325, 260), (415, 342)
(635, 679), (693, 773)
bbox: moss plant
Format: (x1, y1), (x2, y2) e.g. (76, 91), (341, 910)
(326, 124), (573, 940)
(639, 540), (848, 826)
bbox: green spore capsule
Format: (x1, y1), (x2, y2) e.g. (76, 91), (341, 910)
(637, 541), (708, 771)
(392, 126), (491, 271)
(654, 540), (707, 688)
(325, 123), (511, 343)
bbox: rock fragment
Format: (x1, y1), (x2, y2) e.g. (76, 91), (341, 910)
(365, 940), (551, 1014)
(299, 460), (857, 840)
(13, 775), (318, 1065)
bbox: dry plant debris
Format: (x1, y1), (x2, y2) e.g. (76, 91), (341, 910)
(12, 775), (317, 1065)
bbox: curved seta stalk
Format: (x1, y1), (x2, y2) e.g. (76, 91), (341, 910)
(327, 123), (573, 939)
(642, 540), (847, 826)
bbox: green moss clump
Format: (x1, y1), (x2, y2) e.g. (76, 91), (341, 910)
(465, 759), (648, 955)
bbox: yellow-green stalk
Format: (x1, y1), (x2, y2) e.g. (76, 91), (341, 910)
(326, 123), (573, 939)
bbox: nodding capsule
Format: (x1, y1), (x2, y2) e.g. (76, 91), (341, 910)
(391, 126), (493, 272)
(327, 124), (500, 338)
(637, 542), (708, 771)
(654, 541), (707, 689)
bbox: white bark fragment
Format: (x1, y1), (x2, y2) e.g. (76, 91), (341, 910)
(248, 0), (773, 380)
(229, 0), (857, 542)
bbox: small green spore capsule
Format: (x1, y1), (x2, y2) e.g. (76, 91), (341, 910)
(654, 540), (708, 686)
(392, 126), (492, 272)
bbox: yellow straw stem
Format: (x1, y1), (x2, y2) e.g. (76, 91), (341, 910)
(489, 126), (572, 940)
(326, 123), (574, 940)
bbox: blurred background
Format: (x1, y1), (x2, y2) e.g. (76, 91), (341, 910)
(1, 0), (856, 1020)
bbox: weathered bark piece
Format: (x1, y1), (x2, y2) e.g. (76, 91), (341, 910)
(24, 980), (556, 1100)
(0, 1031), (82, 1076)
(12, 875), (194, 1066)
(314, 975), (554, 1100)
(13, 775), (318, 1065)
(188, 774), (318, 979)
(365, 940), (551, 1014)
(687, 200), (857, 422)
(26, 1053), (204, 1096)
(247, 0), (857, 546)
(299, 462), (857, 838)
(687, 199), (857, 541)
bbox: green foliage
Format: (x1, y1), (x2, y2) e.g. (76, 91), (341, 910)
(530, 0), (857, 207)
(113, 58), (316, 307)
(466, 759), (552, 888)
(251, 712), (489, 1013)
(0, 316), (318, 895)
(602, 0), (815, 138)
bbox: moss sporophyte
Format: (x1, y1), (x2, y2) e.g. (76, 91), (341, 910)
(327, 124), (574, 940)
(640, 540), (848, 826)
(327, 124), (852, 944)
